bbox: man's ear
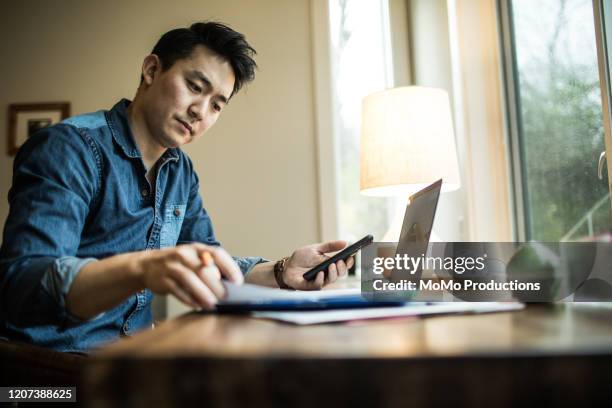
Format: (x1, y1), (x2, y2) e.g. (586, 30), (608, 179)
(141, 54), (161, 86)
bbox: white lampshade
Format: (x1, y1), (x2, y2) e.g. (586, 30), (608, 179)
(360, 86), (460, 196)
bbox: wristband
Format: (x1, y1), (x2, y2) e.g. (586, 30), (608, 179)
(274, 256), (294, 290)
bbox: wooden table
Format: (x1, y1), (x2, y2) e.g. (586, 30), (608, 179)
(83, 304), (612, 407)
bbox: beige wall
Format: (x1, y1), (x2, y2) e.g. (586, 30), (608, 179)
(0, 1), (321, 315)
(0, 0), (318, 250)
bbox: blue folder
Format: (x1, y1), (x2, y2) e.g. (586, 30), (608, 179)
(215, 295), (405, 312)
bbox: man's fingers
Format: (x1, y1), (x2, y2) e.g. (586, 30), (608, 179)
(336, 259), (348, 277)
(327, 262), (338, 283)
(315, 240), (347, 254)
(314, 271), (325, 289)
(211, 248), (243, 283)
(301, 271), (324, 290)
(192, 244), (243, 284)
(347, 256), (355, 269)
(165, 278), (199, 308)
(197, 265), (226, 300)
(173, 245), (202, 270)
(171, 263), (218, 309)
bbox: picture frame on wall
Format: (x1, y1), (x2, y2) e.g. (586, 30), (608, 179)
(7, 102), (71, 155)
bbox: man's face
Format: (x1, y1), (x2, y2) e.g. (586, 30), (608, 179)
(140, 45), (235, 148)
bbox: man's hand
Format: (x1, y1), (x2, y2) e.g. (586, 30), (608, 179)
(137, 243), (242, 309)
(282, 240), (355, 290)
(67, 243), (242, 320)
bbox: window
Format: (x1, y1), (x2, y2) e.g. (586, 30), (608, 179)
(502, 0), (612, 240)
(328, 0), (401, 241)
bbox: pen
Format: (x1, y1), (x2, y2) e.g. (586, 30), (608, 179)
(202, 251), (221, 280)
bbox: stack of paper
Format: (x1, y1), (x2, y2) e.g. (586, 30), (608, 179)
(218, 282), (524, 325)
(252, 303), (524, 325)
(222, 282), (361, 303)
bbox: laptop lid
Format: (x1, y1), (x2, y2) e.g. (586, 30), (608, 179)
(392, 179), (442, 280)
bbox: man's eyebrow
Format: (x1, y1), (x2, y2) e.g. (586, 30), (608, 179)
(191, 70), (229, 104)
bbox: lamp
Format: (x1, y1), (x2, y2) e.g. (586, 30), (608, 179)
(360, 86), (460, 240)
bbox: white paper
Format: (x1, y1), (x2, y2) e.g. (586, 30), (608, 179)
(252, 302), (525, 325)
(221, 281), (361, 304)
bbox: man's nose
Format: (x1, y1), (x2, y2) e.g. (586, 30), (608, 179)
(188, 98), (209, 122)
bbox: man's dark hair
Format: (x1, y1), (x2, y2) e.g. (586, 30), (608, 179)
(143, 21), (257, 97)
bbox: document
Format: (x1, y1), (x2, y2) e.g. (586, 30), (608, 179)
(252, 302), (525, 325)
(221, 281), (362, 304)
(219, 282), (524, 324)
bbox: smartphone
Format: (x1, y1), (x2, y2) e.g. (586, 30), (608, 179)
(302, 234), (374, 281)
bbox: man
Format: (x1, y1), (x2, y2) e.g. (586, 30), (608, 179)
(0, 22), (353, 353)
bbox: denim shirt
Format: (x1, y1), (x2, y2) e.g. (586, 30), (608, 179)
(0, 99), (264, 353)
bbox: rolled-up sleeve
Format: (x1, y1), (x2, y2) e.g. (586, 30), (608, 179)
(41, 256), (98, 308)
(177, 156), (268, 276)
(0, 125), (100, 325)
(232, 256), (268, 277)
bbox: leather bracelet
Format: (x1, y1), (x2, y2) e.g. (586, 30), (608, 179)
(274, 256), (294, 290)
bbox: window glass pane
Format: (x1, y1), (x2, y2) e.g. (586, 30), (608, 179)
(329, 0), (399, 242)
(510, 0), (611, 240)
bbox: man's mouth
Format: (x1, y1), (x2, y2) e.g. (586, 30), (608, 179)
(176, 118), (193, 135)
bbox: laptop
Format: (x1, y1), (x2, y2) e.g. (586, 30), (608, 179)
(392, 178), (442, 281)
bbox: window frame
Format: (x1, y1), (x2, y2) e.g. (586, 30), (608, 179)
(593, 0), (612, 213)
(310, 0), (341, 242)
(497, 0), (528, 241)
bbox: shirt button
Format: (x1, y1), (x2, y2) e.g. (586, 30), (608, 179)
(174, 208), (181, 217)
(141, 188), (149, 197)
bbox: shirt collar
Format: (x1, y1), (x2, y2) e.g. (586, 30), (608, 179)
(107, 99), (179, 162)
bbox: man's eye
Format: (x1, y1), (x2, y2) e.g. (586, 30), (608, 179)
(187, 81), (201, 93)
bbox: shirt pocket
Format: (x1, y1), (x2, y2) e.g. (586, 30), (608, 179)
(159, 203), (187, 248)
